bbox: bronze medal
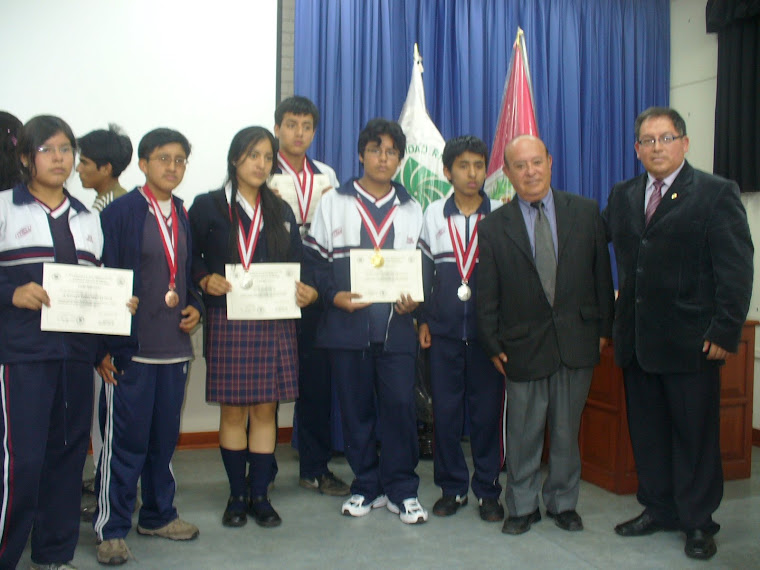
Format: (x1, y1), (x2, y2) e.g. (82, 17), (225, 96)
(165, 289), (179, 308)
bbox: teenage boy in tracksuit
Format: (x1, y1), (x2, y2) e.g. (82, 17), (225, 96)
(93, 128), (201, 566)
(304, 118), (427, 524)
(272, 96), (348, 496)
(418, 135), (505, 523)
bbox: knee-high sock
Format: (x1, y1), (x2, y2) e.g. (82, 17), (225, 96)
(248, 452), (275, 497)
(220, 447), (247, 499)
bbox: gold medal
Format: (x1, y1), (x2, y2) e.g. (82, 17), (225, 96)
(371, 249), (384, 268)
(165, 289), (179, 308)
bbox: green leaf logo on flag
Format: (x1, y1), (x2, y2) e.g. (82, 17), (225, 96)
(396, 44), (450, 210)
(396, 156), (451, 210)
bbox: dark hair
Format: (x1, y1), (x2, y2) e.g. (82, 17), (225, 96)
(634, 107), (687, 141)
(78, 124), (133, 177)
(442, 135), (489, 171)
(137, 128), (191, 160)
(16, 115), (77, 184)
(274, 96), (320, 128)
(225, 127), (289, 262)
(357, 118), (406, 160)
(0, 111), (22, 189)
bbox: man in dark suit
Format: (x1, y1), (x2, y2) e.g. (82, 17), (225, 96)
(603, 107), (753, 561)
(477, 135), (614, 536)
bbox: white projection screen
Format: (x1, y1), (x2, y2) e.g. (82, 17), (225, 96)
(1, 0), (279, 207)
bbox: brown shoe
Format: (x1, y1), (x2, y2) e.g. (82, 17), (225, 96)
(96, 538), (131, 565)
(136, 517), (199, 540)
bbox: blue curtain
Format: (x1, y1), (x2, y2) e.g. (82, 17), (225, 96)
(294, 0), (669, 209)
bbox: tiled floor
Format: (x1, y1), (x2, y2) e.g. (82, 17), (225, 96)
(22, 443), (760, 569)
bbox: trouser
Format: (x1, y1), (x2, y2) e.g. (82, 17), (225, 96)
(429, 336), (504, 499)
(295, 305), (334, 479)
(91, 369), (103, 473)
(330, 345), (419, 505)
(0, 360), (92, 568)
(623, 358), (722, 531)
(504, 365), (592, 517)
(93, 361), (189, 540)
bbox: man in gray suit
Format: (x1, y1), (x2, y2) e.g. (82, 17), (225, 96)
(477, 135), (614, 535)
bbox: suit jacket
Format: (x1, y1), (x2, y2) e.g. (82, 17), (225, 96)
(476, 189), (614, 381)
(602, 161), (753, 373)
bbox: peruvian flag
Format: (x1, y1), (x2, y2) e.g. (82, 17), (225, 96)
(485, 28), (539, 201)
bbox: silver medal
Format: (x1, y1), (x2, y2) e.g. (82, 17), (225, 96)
(457, 282), (471, 301)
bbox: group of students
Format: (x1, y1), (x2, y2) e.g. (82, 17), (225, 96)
(0, 98), (510, 569)
(1, 97), (749, 568)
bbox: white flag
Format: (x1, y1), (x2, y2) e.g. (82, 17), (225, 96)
(395, 44), (450, 210)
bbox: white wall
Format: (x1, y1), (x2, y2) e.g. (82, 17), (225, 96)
(1, 0), (283, 433)
(2, 1), (755, 434)
(670, 0), (760, 430)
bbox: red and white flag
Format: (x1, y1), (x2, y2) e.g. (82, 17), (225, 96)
(485, 28), (539, 201)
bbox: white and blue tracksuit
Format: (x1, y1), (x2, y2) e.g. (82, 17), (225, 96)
(304, 180), (423, 505)
(418, 192), (505, 500)
(0, 184), (103, 568)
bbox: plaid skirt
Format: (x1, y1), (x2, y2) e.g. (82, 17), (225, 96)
(206, 307), (299, 405)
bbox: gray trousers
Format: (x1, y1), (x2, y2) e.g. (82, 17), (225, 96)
(504, 365), (592, 517)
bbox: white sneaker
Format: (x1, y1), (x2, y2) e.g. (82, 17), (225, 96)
(341, 494), (388, 517)
(387, 497), (429, 524)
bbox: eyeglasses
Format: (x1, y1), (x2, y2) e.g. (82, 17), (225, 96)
(150, 155), (188, 167)
(37, 144), (74, 155)
(365, 147), (400, 159)
(637, 134), (685, 148)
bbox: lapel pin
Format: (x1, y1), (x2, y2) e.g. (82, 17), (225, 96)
(671, 193), (678, 200)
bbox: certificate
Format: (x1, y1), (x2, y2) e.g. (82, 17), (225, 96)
(268, 173), (332, 224)
(225, 263), (301, 320)
(349, 249), (424, 303)
(40, 263), (134, 336)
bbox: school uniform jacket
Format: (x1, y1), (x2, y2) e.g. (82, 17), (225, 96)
(304, 179), (423, 353)
(418, 192), (501, 341)
(0, 184), (103, 363)
(98, 188), (201, 366)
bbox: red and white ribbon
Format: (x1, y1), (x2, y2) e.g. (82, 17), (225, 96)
(447, 213), (483, 284)
(278, 152), (314, 225)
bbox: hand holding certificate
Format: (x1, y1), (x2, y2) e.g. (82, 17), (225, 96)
(225, 263), (302, 320)
(349, 249), (424, 304)
(40, 263), (134, 336)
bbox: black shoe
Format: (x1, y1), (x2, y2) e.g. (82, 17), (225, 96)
(501, 508), (541, 535)
(247, 496), (282, 528)
(614, 511), (673, 536)
(685, 529), (717, 560)
(478, 498), (505, 522)
(432, 495), (467, 517)
(547, 509), (583, 531)
(222, 496), (247, 528)
(299, 472), (351, 496)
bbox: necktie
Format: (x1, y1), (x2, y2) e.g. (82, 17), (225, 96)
(531, 201), (556, 305)
(645, 179), (664, 225)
